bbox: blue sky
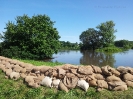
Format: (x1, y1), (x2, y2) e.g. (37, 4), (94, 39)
(0, 0), (133, 43)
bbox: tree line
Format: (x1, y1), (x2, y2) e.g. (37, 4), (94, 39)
(0, 14), (132, 60)
(79, 21), (133, 51)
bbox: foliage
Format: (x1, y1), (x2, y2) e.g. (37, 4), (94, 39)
(79, 28), (100, 50)
(60, 41), (79, 50)
(79, 21), (117, 50)
(96, 20), (117, 47)
(115, 40), (133, 49)
(0, 14), (60, 59)
(96, 46), (123, 53)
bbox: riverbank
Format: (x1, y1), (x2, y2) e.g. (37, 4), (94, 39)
(1, 56), (133, 99)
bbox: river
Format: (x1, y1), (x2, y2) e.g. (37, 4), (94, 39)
(51, 49), (133, 68)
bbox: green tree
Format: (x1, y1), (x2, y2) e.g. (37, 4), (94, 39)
(0, 14), (60, 59)
(79, 21), (117, 50)
(115, 40), (132, 49)
(79, 28), (100, 50)
(96, 20), (117, 47)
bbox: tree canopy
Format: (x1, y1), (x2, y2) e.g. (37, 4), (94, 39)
(79, 21), (117, 50)
(0, 14), (60, 59)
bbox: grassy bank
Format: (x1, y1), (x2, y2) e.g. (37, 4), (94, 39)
(1, 60), (133, 99)
(18, 59), (63, 66)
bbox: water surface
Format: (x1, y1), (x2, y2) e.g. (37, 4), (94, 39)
(51, 49), (133, 67)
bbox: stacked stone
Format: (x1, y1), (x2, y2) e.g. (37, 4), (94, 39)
(0, 56), (133, 92)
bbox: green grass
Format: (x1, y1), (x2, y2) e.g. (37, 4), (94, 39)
(17, 59), (63, 66)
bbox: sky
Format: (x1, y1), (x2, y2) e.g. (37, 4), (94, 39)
(0, 0), (133, 43)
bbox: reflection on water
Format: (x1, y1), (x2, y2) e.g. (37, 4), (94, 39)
(51, 49), (133, 67)
(80, 50), (115, 67)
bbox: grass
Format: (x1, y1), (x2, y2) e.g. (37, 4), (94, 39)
(1, 59), (133, 99)
(18, 59), (63, 66)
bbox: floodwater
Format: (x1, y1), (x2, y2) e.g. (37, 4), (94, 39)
(51, 49), (133, 68)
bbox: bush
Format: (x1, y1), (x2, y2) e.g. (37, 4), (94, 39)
(0, 14), (60, 59)
(96, 46), (122, 53)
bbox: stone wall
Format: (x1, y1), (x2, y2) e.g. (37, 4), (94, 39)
(0, 56), (133, 92)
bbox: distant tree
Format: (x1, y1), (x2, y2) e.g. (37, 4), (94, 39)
(60, 41), (79, 50)
(79, 21), (117, 50)
(115, 40), (132, 49)
(0, 14), (60, 59)
(96, 20), (117, 47)
(79, 28), (100, 50)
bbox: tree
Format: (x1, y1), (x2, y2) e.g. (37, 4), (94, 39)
(0, 14), (60, 59)
(115, 40), (132, 49)
(79, 28), (100, 50)
(96, 20), (117, 47)
(79, 21), (117, 50)
(60, 41), (79, 50)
